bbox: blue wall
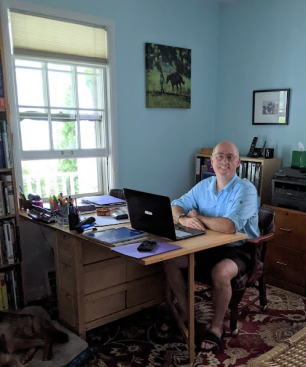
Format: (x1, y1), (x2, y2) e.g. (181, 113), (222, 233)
(16, 0), (220, 200)
(215, 0), (306, 166)
(15, 0), (306, 200)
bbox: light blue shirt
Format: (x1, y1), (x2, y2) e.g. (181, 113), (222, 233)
(172, 174), (260, 247)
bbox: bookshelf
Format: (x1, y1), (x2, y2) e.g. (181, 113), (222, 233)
(195, 153), (282, 204)
(0, 31), (23, 310)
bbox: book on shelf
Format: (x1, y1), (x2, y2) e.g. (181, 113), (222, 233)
(3, 221), (14, 264)
(0, 53), (5, 109)
(0, 131), (6, 169)
(0, 174), (15, 215)
(0, 181), (5, 216)
(0, 272), (8, 310)
(0, 219), (17, 265)
(4, 270), (15, 310)
(0, 120), (12, 168)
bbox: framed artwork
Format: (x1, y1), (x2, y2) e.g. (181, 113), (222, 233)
(145, 43), (191, 109)
(252, 89), (290, 125)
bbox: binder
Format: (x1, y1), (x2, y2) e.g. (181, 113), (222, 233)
(196, 156), (204, 183)
(247, 162), (252, 181)
(241, 161), (247, 179)
(250, 163), (256, 184)
(254, 163), (262, 191)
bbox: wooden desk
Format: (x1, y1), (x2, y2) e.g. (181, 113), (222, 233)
(20, 210), (247, 363)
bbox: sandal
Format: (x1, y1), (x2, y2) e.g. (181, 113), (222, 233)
(199, 329), (224, 352)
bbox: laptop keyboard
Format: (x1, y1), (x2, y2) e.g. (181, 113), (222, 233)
(175, 228), (192, 239)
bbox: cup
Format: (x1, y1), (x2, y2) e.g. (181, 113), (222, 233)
(265, 148), (274, 159)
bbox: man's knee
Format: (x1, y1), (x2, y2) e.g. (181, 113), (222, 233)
(163, 255), (188, 274)
(211, 259), (238, 285)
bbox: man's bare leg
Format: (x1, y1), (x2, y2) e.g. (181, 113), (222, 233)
(163, 255), (189, 322)
(201, 259), (238, 350)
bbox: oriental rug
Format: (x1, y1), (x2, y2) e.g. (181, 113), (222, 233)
(83, 285), (306, 367)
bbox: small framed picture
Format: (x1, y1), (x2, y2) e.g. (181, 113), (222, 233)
(252, 89), (290, 125)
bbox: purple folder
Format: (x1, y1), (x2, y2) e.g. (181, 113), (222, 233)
(81, 195), (125, 206)
(111, 241), (181, 258)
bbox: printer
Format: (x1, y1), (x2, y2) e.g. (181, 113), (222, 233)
(271, 167), (306, 212)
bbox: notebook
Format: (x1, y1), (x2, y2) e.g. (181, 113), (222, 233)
(82, 226), (147, 246)
(123, 188), (205, 241)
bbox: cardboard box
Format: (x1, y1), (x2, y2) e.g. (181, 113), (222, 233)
(200, 147), (213, 155)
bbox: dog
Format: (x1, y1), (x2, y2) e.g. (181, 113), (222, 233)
(0, 352), (24, 367)
(0, 310), (69, 364)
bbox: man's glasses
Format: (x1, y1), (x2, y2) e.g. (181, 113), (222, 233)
(212, 153), (239, 162)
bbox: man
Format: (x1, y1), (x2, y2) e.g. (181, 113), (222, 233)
(163, 141), (259, 352)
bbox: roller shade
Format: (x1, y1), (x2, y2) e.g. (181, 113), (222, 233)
(9, 11), (107, 63)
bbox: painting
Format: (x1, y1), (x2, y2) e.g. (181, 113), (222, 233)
(252, 89), (290, 125)
(145, 43), (191, 108)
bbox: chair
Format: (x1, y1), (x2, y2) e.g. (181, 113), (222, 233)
(195, 206), (275, 336)
(109, 188), (126, 200)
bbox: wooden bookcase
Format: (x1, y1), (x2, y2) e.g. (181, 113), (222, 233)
(0, 29), (23, 310)
(195, 153), (281, 204)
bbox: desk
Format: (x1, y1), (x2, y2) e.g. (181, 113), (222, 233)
(20, 210), (247, 363)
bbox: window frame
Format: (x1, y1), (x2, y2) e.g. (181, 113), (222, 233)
(0, 0), (118, 197)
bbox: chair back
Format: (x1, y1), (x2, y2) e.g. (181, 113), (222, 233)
(246, 206), (275, 286)
(109, 189), (126, 200)
(258, 206), (275, 237)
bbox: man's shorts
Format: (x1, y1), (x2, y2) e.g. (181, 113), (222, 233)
(194, 243), (251, 284)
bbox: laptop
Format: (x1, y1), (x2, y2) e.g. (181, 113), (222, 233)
(123, 188), (205, 241)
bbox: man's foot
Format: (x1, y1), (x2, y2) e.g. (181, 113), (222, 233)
(199, 327), (224, 352)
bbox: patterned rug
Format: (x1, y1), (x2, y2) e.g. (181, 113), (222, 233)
(83, 285), (306, 367)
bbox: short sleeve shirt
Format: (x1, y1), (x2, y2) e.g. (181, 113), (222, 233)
(171, 174), (260, 247)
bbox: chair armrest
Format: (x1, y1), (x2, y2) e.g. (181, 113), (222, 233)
(245, 232), (274, 245)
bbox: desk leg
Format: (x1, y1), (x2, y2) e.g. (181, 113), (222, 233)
(188, 253), (195, 363)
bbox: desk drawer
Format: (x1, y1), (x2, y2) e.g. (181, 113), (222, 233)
(274, 209), (306, 251)
(82, 241), (119, 265)
(85, 291), (125, 322)
(84, 257), (126, 295)
(127, 260), (163, 281)
(126, 273), (164, 308)
(266, 243), (306, 287)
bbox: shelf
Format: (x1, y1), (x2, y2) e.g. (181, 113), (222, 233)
(0, 261), (21, 270)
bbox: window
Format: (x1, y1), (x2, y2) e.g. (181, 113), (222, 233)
(14, 58), (108, 198)
(1, 5), (117, 199)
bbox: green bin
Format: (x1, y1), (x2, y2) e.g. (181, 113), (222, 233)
(291, 151), (306, 168)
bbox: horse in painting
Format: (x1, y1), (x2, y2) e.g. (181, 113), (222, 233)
(166, 72), (185, 94)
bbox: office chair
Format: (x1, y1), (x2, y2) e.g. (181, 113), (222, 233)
(109, 188), (126, 200)
(195, 206), (275, 337)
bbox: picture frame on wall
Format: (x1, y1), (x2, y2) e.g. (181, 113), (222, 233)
(145, 43), (191, 109)
(252, 89), (290, 125)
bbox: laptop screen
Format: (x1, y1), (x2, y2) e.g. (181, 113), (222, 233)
(123, 188), (177, 240)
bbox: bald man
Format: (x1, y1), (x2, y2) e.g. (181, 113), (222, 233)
(164, 141), (259, 352)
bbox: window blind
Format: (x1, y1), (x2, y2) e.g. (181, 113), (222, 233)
(9, 11), (107, 64)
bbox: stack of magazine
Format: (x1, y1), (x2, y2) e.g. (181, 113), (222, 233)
(82, 226), (147, 247)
